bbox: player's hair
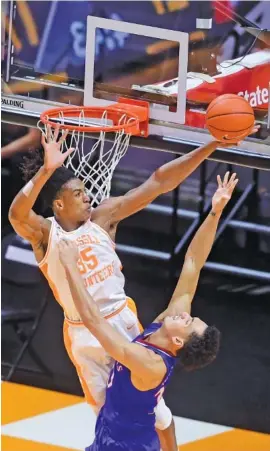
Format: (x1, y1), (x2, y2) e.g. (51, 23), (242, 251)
(177, 325), (221, 371)
(21, 149), (76, 210)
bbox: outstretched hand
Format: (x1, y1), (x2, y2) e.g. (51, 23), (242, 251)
(217, 125), (260, 148)
(212, 172), (238, 213)
(58, 239), (79, 266)
(41, 124), (74, 171)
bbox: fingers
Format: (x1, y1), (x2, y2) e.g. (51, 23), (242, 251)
(46, 124), (52, 141)
(218, 125), (260, 147)
(217, 140), (238, 148)
(59, 239), (77, 251)
(228, 178), (239, 193)
(59, 239), (68, 250)
(59, 129), (69, 145)
(217, 171), (230, 187)
(217, 174), (222, 188)
(41, 125), (51, 146)
(59, 238), (71, 247)
(53, 124), (60, 142)
(41, 132), (46, 147)
(226, 174), (238, 193)
(227, 172), (237, 187)
(64, 147), (75, 157)
(217, 172), (239, 190)
(43, 125), (69, 145)
(251, 124), (260, 135)
(42, 124), (54, 144)
(223, 171), (230, 186)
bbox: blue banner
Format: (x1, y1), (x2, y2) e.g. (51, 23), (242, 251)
(10, 1), (267, 81)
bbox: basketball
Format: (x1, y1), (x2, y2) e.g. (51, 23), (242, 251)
(206, 94), (255, 142)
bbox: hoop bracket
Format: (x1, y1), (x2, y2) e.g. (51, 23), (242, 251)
(114, 97), (149, 137)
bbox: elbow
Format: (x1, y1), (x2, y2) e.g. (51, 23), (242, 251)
(8, 205), (18, 223)
(154, 167), (182, 194)
(8, 198), (23, 222)
(152, 170), (169, 195)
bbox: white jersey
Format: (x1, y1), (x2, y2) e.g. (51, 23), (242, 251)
(39, 217), (126, 321)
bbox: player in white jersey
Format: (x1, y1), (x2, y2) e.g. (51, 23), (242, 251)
(8, 124), (256, 450)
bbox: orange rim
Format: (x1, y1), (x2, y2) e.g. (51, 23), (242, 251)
(39, 98), (149, 136)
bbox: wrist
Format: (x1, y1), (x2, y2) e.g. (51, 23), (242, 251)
(210, 209), (222, 217)
(206, 140), (219, 150)
(40, 165), (55, 178)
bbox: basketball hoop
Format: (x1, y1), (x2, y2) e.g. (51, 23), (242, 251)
(38, 98), (149, 206)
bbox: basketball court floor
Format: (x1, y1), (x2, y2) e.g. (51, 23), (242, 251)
(2, 382), (270, 451)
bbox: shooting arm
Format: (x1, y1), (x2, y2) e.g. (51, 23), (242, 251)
(96, 141), (219, 223)
(64, 262), (165, 384)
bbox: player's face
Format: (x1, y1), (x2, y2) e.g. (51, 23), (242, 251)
(58, 179), (92, 223)
(164, 312), (207, 347)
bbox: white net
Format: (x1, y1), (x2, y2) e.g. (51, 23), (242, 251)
(38, 109), (134, 206)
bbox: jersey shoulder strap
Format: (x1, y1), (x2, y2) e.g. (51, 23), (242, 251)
(134, 322), (176, 377)
(138, 322), (162, 339)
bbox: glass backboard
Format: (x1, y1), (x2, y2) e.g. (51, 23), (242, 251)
(1, 0), (270, 163)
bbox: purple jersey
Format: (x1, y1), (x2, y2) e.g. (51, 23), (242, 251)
(86, 322), (176, 451)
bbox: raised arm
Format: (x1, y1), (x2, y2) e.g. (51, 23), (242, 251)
(8, 125), (72, 245)
(155, 172), (238, 321)
(58, 240), (166, 387)
(94, 126), (258, 225)
(95, 140), (220, 224)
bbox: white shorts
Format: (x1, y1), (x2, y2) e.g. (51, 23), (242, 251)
(63, 298), (172, 430)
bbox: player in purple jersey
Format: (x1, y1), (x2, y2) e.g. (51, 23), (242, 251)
(58, 172), (238, 451)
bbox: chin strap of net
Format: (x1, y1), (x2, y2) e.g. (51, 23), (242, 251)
(38, 109), (133, 206)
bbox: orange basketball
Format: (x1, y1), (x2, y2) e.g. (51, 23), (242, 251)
(206, 94), (255, 142)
